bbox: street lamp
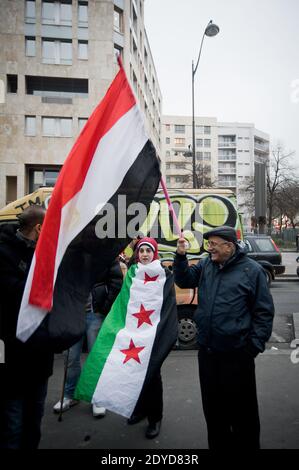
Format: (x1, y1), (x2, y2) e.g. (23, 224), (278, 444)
(192, 20), (219, 188)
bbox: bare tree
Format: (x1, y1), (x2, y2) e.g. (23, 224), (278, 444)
(275, 182), (299, 229)
(181, 162), (214, 189)
(267, 143), (297, 233)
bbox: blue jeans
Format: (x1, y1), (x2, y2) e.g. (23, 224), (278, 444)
(0, 379), (48, 449)
(64, 311), (105, 399)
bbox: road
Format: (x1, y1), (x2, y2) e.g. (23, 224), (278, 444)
(39, 279), (299, 450)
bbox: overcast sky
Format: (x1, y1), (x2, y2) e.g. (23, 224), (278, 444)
(144, 0), (299, 165)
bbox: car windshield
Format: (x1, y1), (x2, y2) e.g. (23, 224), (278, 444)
(254, 238), (276, 252)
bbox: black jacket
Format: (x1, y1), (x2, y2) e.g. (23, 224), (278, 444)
(91, 259), (123, 316)
(0, 224), (54, 395)
(173, 245), (274, 355)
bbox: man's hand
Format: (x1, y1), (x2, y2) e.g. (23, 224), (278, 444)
(177, 237), (188, 255)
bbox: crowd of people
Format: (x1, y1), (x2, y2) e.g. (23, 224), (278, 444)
(0, 205), (274, 449)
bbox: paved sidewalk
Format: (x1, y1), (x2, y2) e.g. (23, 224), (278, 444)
(40, 348), (299, 449)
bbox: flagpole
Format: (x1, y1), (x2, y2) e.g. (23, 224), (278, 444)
(160, 177), (183, 238)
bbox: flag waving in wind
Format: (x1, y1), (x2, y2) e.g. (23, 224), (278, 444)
(75, 260), (177, 418)
(16, 59), (161, 352)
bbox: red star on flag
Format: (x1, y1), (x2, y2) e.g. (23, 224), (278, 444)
(132, 304), (155, 328)
(120, 339), (145, 364)
(144, 272), (159, 284)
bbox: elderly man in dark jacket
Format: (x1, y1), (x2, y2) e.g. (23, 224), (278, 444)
(174, 226), (274, 450)
(0, 205), (53, 449)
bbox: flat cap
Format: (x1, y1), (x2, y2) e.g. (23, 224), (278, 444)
(203, 225), (238, 244)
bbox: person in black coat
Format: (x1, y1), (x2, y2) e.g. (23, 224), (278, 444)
(0, 205), (51, 449)
(173, 226), (274, 450)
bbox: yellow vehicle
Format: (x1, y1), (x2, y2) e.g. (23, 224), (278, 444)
(0, 187), (243, 349)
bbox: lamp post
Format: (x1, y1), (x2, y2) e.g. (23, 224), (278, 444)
(192, 20), (219, 188)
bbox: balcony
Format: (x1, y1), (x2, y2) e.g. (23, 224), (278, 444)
(218, 155), (236, 161)
(254, 142), (269, 153)
(218, 168), (236, 174)
(218, 180), (236, 187)
(218, 141), (236, 148)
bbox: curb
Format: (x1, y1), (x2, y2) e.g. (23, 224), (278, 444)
(292, 313), (299, 340)
(275, 277), (298, 282)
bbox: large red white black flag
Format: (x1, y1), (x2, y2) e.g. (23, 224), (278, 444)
(16, 61), (161, 351)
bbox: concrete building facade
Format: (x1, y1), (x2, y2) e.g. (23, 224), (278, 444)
(0, 0), (162, 207)
(162, 115), (218, 189)
(162, 115), (269, 232)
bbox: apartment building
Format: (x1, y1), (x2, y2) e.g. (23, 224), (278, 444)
(0, 0), (162, 208)
(162, 116), (269, 231)
(217, 122), (269, 231)
(162, 115), (218, 188)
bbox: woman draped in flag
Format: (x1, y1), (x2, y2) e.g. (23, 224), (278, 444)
(75, 237), (178, 439)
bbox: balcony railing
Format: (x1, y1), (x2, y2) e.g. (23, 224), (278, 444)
(218, 180), (236, 187)
(218, 168), (236, 174)
(218, 155), (236, 161)
(254, 142), (269, 153)
(218, 142), (236, 148)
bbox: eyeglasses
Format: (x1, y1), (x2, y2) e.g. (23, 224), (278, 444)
(206, 240), (230, 248)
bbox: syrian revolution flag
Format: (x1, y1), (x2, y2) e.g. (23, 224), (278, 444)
(16, 60), (161, 352)
(75, 260), (177, 418)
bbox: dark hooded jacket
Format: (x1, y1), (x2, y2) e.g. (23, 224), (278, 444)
(173, 244), (274, 355)
(0, 224), (54, 396)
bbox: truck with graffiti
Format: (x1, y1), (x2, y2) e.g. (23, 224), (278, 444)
(0, 187), (242, 349)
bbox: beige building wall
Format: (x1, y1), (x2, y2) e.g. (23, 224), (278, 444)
(0, 0), (162, 208)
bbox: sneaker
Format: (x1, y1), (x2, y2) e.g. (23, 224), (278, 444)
(92, 404), (106, 418)
(53, 397), (79, 413)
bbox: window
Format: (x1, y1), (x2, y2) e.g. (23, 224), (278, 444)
(25, 37), (36, 56)
(42, 0), (55, 23)
(78, 1), (88, 27)
(132, 37), (137, 61)
(174, 125), (185, 134)
(166, 137), (170, 144)
(166, 151), (170, 157)
(254, 238), (275, 252)
(42, 0), (72, 26)
(196, 125), (204, 134)
(174, 138), (185, 147)
(132, 72), (137, 94)
(196, 152), (203, 160)
(204, 126), (211, 135)
(166, 176), (171, 184)
(204, 152), (211, 160)
(175, 176), (183, 183)
(26, 76), (88, 99)
(25, 116), (36, 136)
(28, 167), (61, 192)
(6, 176), (17, 205)
(78, 40), (88, 60)
(7, 75), (18, 93)
(114, 45), (123, 62)
(78, 118), (88, 131)
(204, 139), (211, 147)
(42, 117), (72, 137)
(166, 163), (170, 169)
(114, 7), (123, 33)
(144, 47), (148, 67)
(132, 5), (137, 34)
(196, 139), (203, 147)
(25, 0), (36, 23)
(42, 39), (72, 64)
(165, 124), (170, 131)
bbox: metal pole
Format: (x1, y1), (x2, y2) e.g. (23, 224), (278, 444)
(192, 61), (196, 189)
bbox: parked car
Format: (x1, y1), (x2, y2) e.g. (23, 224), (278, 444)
(244, 234), (285, 285)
